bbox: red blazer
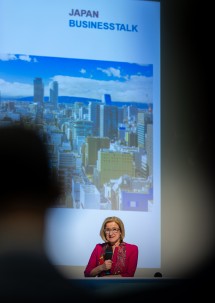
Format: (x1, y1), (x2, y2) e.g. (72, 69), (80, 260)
(84, 242), (138, 277)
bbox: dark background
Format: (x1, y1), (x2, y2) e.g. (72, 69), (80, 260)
(162, 0), (214, 298)
(129, 0), (215, 300)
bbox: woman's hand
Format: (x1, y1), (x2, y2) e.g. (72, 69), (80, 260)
(101, 260), (112, 271)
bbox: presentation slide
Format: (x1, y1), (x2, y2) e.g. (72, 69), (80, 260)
(0, 0), (160, 271)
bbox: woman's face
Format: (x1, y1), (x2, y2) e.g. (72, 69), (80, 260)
(104, 221), (121, 245)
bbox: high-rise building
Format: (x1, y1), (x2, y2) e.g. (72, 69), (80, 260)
(137, 121), (145, 148)
(128, 105), (138, 122)
(72, 120), (93, 152)
(49, 81), (58, 108)
(100, 104), (118, 139)
(74, 102), (83, 120)
(117, 107), (124, 124)
(96, 149), (135, 187)
(33, 77), (44, 104)
(145, 123), (153, 176)
(127, 131), (138, 147)
(58, 145), (75, 198)
(84, 136), (110, 173)
(33, 77), (44, 124)
(88, 102), (100, 136)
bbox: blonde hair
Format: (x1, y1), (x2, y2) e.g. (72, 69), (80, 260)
(100, 216), (125, 242)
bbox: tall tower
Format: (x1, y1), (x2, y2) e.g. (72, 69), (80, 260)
(50, 81), (58, 109)
(33, 77), (44, 124)
(33, 77), (44, 104)
(88, 101), (100, 136)
(100, 104), (118, 139)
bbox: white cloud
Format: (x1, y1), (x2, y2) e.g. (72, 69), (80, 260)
(18, 55), (32, 62)
(97, 67), (121, 78)
(0, 78), (33, 97)
(80, 69), (86, 74)
(0, 53), (37, 62)
(0, 54), (17, 61)
(52, 74), (152, 103)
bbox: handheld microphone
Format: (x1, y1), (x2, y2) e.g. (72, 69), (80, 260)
(104, 246), (113, 275)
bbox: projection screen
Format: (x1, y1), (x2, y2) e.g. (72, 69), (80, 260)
(0, 0), (160, 277)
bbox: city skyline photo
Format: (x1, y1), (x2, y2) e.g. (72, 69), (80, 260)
(0, 53), (153, 103)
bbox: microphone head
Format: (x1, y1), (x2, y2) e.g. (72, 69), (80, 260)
(104, 246), (113, 260)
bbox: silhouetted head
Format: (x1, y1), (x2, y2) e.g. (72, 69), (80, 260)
(0, 125), (61, 212)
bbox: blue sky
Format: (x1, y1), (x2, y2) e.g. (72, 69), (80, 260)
(0, 53), (153, 102)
